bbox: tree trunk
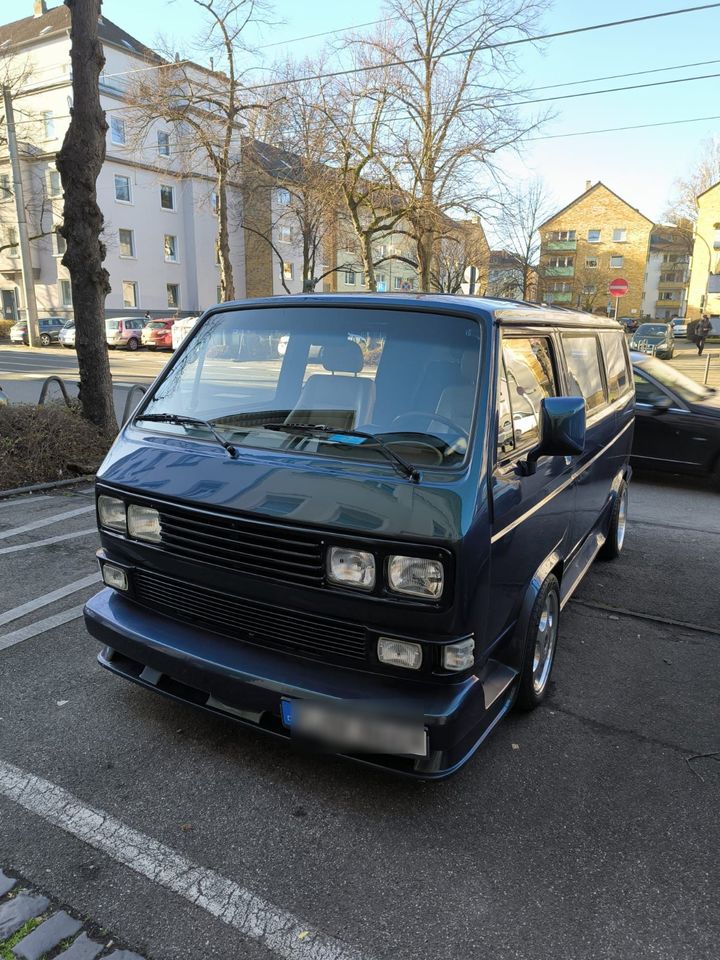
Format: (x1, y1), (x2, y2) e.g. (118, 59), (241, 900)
(416, 228), (434, 291)
(361, 233), (376, 291)
(56, 0), (115, 433)
(216, 169), (235, 301)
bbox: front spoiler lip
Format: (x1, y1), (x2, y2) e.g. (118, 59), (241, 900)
(84, 587), (503, 780)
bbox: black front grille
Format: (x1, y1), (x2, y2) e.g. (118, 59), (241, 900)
(132, 568), (368, 663)
(156, 503), (325, 587)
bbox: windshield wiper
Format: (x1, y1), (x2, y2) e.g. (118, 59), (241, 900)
(262, 423), (420, 483)
(135, 413), (238, 458)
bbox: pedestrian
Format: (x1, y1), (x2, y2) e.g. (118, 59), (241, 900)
(696, 313), (712, 356)
(144, 311), (151, 322)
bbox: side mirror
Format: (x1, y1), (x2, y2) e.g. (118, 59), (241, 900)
(521, 397), (586, 476)
(652, 396), (673, 415)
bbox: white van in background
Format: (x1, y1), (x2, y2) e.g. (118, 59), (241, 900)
(171, 315), (200, 351)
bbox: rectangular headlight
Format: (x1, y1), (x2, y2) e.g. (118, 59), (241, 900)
(102, 562), (128, 592)
(377, 637), (422, 670)
(127, 504), (162, 543)
(327, 546), (375, 590)
(97, 495), (126, 533)
(442, 638), (475, 671)
(387, 556), (444, 599)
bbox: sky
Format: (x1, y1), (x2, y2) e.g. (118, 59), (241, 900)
(98, 0), (720, 229)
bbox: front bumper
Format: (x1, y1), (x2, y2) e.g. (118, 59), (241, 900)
(84, 588), (512, 778)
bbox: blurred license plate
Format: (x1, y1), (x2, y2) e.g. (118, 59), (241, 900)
(281, 699), (427, 757)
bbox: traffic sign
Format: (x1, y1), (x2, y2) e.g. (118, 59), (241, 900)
(609, 278), (629, 297)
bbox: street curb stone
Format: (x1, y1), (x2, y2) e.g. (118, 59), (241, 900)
(53, 933), (104, 960)
(12, 910), (82, 960)
(0, 869), (16, 897)
(0, 893), (49, 939)
(105, 952), (146, 960)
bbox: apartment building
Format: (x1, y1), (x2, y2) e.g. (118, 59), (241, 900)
(686, 180), (720, 319)
(641, 224), (691, 320)
(538, 181), (653, 318)
(0, 0), (245, 322)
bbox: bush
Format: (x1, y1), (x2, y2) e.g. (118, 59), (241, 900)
(0, 319), (13, 339)
(0, 403), (114, 490)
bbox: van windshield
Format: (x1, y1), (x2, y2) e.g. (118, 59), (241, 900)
(137, 306), (483, 468)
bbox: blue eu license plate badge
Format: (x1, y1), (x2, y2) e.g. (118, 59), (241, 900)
(280, 699), (294, 728)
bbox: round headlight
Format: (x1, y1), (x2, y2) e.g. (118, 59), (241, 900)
(388, 556), (444, 599)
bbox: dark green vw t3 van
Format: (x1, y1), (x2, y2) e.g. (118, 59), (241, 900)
(84, 295), (633, 778)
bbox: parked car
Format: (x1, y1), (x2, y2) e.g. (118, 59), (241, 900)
(85, 296), (633, 779)
(59, 320), (76, 349)
(171, 315), (199, 351)
(9, 316), (66, 346)
(629, 322), (675, 359)
(105, 317), (144, 351)
(618, 317), (638, 334)
(141, 318), (175, 350)
(631, 351), (720, 485)
(670, 317), (687, 338)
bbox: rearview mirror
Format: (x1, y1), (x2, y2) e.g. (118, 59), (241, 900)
(521, 397), (586, 476)
(652, 396), (673, 415)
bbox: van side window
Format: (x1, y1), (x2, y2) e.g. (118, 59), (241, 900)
(600, 331), (631, 401)
(500, 337), (557, 455)
(560, 334), (606, 413)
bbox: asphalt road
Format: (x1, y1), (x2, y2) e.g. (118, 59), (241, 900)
(0, 477), (718, 960)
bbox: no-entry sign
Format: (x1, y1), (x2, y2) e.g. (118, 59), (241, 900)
(609, 278), (629, 297)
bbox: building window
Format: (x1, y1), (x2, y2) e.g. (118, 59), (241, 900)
(344, 270), (356, 285)
(548, 256), (573, 268)
(276, 188), (290, 205)
(118, 228), (135, 258)
(0, 174), (11, 201)
(53, 227), (66, 257)
(549, 230), (576, 242)
(157, 130), (170, 156)
(585, 257), (598, 268)
(110, 116), (126, 145)
(43, 111), (55, 139)
(114, 174), (131, 203)
(587, 230), (601, 243)
(160, 184), (175, 210)
(60, 279), (73, 306)
(122, 280), (138, 308)
(582, 284), (597, 295)
(164, 234), (178, 262)
(610, 255), (624, 269)
(278, 225), (292, 243)
(5, 227), (18, 257)
(166, 283), (180, 308)
(548, 281), (572, 292)
(613, 228), (627, 242)
(47, 169), (62, 198)
(659, 291), (675, 301)
(282, 262), (294, 281)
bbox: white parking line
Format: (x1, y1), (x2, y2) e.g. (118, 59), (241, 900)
(0, 528), (97, 555)
(0, 604), (87, 652)
(0, 505), (95, 540)
(0, 496), (53, 509)
(0, 759), (369, 960)
(0, 573), (101, 628)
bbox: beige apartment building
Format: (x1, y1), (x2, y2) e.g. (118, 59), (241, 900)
(641, 224), (691, 320)
(538, 182), (653, 318)
(686, 180), (720, 319)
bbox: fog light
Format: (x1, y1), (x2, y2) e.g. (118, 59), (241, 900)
(97, 495), (126, 533)
(443, 638), (475, 671)
(377, 637), (422, 670)
(387, 555), (444, 599)
(127, 504), (162, 543)
(102, 563), (128, 591)
(327, 546), (375, 590)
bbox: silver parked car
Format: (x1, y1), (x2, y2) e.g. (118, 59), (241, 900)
(59, 320), (76, 348)
(105, 317), (143, 351)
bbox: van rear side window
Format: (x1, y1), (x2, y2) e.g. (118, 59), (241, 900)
(560, 334), (606, 413)
(599, 331), (632, 401)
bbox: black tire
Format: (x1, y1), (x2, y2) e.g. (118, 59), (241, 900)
(127, 337), (139, 351)
(515, 574), (560, 711)
(40, 333), (51, 347)
(599, 481), (628, 560)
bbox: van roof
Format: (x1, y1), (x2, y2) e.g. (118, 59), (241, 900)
(210, 293), (623, 330)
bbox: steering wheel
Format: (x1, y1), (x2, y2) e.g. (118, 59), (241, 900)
(391, 411), (469, 442)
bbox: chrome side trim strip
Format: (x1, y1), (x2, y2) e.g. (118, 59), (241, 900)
(490, 419), (633, 545)
(559, 532), (606, 610)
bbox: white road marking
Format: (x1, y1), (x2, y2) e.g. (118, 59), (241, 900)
(0, 528), (97, 555)
(0, 505), (95, 540)
(0, 573), (101, 628)
(0, 604), (86, 652)
(0, 496), (53, 509)
(0, 759), (370, 960)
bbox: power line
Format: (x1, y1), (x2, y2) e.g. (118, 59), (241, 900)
(255, 19), (386, 50)
(527, 112), (720, 142)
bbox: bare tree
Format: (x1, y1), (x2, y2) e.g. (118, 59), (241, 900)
(665, 136), (720, 223)
(129, 0), (271, 301)
(430, 219), (488, 293)
(493, 178), (552, 299)
(357, 0), (547, 290)
(56, 0), (115, 433)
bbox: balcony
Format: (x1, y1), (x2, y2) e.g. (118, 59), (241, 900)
(545, 291), (572, 303)
(658, 279), (687, 290)
(544, 266), (574, 277)
(545, 240), (577, 252)
(656, 299), (681, 309)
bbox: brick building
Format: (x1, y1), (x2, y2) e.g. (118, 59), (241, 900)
(538, 182), (653, 318)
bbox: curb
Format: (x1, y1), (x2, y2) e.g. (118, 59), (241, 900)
(0, 475), (95, 500)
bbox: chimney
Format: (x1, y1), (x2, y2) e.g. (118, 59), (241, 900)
(33, 0), (47, 16)
(585, 180), (592, 191)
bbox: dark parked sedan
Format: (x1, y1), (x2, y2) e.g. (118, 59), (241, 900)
(630, 322), (674, 359)
(632, 351), (720, 486)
